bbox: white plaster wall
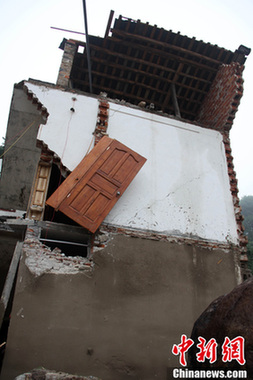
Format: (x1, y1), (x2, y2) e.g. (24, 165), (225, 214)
(105, 104), (238, 244)
(25, 83), (238, 244)
(25, 82), (98, 171)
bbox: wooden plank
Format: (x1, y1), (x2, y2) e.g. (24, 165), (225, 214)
(104, 10), (115, 38)
(0, 242), (23, 326)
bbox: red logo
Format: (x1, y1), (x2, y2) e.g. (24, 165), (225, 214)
(172, 335), (245, 367)
(172, 334), (194, 366)
(197, 337), (218, 364)
(222, 336), (246, 365)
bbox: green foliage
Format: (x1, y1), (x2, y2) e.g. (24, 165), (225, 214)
(240, 196), (253, 273)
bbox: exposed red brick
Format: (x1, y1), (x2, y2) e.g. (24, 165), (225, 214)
(94, 97), (110, 145)
(98, 225), (239, 252)
(197, 63), (244, 132)
(222, 132), (250, 279)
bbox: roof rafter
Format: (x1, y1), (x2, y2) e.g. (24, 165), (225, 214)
(68, 15), (247, 121)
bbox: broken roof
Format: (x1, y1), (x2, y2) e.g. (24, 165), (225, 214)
(67, 13), (250, 122)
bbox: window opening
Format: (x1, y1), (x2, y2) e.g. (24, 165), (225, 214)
(39, 222), (91, 258)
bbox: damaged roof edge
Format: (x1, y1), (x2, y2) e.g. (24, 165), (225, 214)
(14, 80), (50, 120)
(112, 13), (251, 60)
(37, 139), (71, 177)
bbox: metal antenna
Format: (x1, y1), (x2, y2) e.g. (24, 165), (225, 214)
(82, 0), (93, 93)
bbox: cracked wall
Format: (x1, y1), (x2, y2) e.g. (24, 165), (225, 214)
(22, 81), (238, 244)
(105, 104), (238, 243)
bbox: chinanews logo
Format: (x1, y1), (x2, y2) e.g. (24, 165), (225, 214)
(169, 334), (247, 379)
(171, 368), (247, 378)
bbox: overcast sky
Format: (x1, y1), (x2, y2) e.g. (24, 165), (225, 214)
(0, 0), (252, 196)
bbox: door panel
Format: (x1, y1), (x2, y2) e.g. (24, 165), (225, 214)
(84, 193), (110, 221)
(99, 148), (126, 175)
(113, 154), (138, 183)
(90, 173), (118, 195)
(69, 184), (97, 213)
(46, 136), (146, 233)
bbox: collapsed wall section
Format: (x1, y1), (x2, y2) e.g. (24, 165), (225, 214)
(23, 223), (93, 276)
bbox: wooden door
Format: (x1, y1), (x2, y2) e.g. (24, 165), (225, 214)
(46, 137), (146, 233)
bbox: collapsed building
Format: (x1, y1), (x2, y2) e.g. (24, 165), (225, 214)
(0, 12), (251, 380)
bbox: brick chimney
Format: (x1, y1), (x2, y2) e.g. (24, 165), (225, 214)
(57, 39), (77, 87)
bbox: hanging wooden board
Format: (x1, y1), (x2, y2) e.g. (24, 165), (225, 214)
(46, 136), (147, 233)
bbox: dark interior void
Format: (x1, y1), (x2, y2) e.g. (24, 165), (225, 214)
(39, 222), (90, 257)
(42, 164), (91, 257)
(44, 163), (78, 226)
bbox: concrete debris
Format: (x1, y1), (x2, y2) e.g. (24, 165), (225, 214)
(93, 230), (112, 252)
(15, 368), (102, 379)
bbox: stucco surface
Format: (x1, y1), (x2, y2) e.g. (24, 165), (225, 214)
(2, 234), (239, 380)
(26, 82), (98, 171)
(106, 105), (238, 243)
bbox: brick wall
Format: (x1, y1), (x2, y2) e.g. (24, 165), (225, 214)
(56, 40), (77, 87)
(223, 132), (251, 279)
(197, 61), (251, 279)
(197, 62), (244, 132)
(94, 96), (109, 145)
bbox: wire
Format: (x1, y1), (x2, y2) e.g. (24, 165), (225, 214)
(61, 113), (73, 160)
(85, 135), (95, 156)
(0, 118), (40, 159)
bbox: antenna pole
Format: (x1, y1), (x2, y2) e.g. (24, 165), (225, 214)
(82, 0), (93, 93)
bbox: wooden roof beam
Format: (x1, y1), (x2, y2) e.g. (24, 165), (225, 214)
(71, 73), (204, 113)
(72, 63), (210, 97)
(95, 38), (220, 72)
(85, 44), (217, 84)
(104, 10), (115, 38)
(109, 29), (233, 65)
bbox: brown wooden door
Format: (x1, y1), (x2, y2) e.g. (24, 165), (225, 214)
(46, 137), (146, 233)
